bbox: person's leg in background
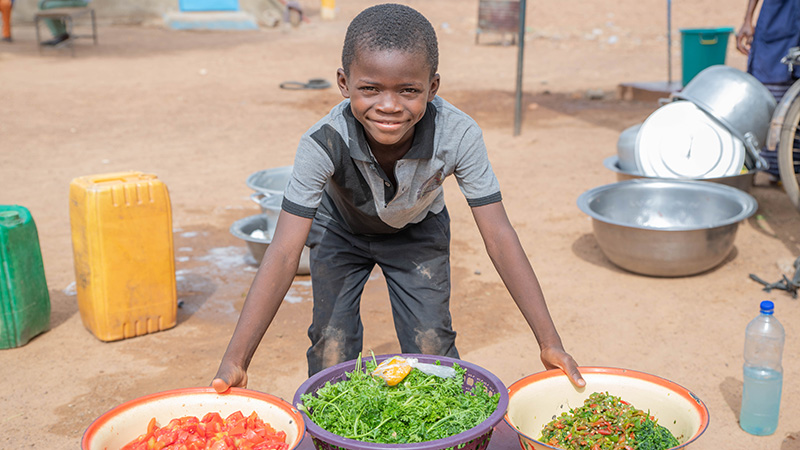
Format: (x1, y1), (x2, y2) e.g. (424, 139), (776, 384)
(38, 0), (89, 46)
(0, 0), (12, 42)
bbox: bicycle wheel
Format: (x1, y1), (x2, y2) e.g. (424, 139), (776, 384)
(778, 95), (800, 212)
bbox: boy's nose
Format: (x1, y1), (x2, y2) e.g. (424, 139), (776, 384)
(376, 92), (402, 113)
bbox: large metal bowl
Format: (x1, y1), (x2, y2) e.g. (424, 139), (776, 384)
(603, 155), (755, 192)
(577, 179), (758, 277)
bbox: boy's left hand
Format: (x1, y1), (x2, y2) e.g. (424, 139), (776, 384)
(541, 346), (586, 387)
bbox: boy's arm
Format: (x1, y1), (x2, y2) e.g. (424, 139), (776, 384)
(212, 210), (313, 393)
(470, 201), (585, 387)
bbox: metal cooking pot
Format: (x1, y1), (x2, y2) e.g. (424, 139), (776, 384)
(671, 65), (776, 170)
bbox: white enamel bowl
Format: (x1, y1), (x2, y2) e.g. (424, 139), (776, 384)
(504, 367), (709, 450)
(82, 387), (305, 450)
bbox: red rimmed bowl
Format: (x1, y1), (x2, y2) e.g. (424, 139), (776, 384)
(82, 387), (305, 450)
(293, 353), (509, 450)
(504, 367), (709, 450)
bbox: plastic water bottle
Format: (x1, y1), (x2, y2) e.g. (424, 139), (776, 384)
(740, 300), (784, 435)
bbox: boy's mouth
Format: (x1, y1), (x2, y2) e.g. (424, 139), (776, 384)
(372, 120), (404, 132)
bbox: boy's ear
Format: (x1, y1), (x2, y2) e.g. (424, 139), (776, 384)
(336, 68), (350, 98)
(427, 73), (440, 102)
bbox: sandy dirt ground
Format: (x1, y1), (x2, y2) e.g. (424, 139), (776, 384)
(1, 0), (799, 448)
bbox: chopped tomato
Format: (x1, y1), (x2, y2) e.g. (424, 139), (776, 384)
(120, 410), (288, 450)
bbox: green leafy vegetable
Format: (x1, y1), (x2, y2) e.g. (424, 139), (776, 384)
(540, 392), (680, 450)
(298, 355), (499, 444)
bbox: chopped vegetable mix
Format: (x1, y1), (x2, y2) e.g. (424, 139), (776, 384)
(120, 410), (288, 450)
(540, 392), (680, 450)
(298, 355), (499, 444)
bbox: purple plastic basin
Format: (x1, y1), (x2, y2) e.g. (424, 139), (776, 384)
(292, 354), (509, 450)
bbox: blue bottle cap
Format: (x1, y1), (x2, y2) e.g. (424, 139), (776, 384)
(760, 300), (774, 314)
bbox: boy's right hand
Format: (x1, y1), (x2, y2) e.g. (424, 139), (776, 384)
(212, 362), (248, 393)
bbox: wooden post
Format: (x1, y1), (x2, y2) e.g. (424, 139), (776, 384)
(513, 0), (526, 136)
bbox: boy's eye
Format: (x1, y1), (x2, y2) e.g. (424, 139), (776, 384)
(359, 86), (378, 92)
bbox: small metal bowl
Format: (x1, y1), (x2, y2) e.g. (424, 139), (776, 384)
(603, 155), (755, 192)
(251, 191), (283, 228)
(246, 165), (293, 196)
(577, 179), (757, 277)
(230, 214), (311, 275)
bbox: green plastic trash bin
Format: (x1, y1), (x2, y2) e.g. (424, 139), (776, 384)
(679, 27), (734, 86)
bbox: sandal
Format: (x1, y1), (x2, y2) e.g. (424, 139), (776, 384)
(279, 78), (331, 90)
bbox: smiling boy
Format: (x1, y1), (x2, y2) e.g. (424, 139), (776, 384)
(213, 3), (584, 391)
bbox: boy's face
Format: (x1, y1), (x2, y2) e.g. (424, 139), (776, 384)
(337, 48), (440, 153)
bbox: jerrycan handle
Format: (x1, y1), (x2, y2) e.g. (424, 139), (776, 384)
(0, 211), (22, 226)
(89, 172), (156, 185)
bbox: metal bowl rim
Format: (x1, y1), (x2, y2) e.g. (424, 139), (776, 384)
(602, 155), (754, 182)
(246, 165), (294, 194)
(577, 178), (758, 231)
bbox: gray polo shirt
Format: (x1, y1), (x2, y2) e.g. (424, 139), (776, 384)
(282, 96), (501, 235)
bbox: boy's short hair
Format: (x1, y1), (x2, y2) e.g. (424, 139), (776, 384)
(342, 3), (439, 79)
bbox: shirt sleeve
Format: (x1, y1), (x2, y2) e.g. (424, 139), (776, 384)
(282, 130), (335, 219)
(452, 120), (502, 207)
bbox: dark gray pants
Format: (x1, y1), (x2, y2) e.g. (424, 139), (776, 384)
(305, 208), (458, 376)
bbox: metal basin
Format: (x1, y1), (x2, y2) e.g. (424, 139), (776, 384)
(251, 191), (283, 228)
(230, 214), (311, 275)
(603, 155), (755, 192)
(577, 179), (757, 277)
(246, 165), (293, 196)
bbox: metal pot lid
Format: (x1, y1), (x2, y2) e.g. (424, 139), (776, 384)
(635, 101), (745, 179)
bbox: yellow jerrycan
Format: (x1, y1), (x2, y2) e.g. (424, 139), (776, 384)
(69, 171), (177, 341)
